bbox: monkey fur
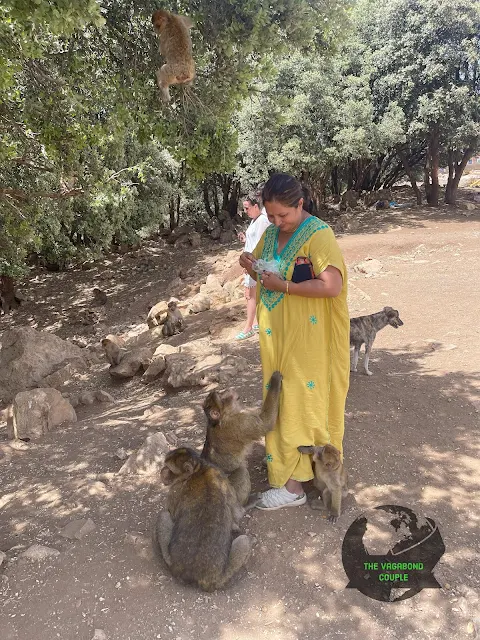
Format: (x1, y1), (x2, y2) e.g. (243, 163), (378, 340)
(151, 9), (195, 102)
(201, 371), (282, 506)
(101, 334), (126, 366)
(162, 301), (185, 338)
(153, 447), (251, 592)
(297, 444), (348, 524)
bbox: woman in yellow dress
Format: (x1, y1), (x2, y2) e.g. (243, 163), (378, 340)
(239, 173), (350, 510)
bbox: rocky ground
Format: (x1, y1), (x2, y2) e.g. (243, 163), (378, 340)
(0, 187), (479, 640)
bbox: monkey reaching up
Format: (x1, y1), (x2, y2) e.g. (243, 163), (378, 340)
(162, 301), (185, 338)
(153, 447), (251, 592)
(201, 371), (283, 506)
(151, 9), (195, 103)
(297, 444), (348, 524)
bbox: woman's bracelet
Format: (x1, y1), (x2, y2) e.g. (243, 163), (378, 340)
(285, 281), (289, 295)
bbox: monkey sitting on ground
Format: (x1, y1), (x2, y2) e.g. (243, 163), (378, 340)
(297, 444), (348, 524)
(153, 447), (251, 592)
(151, 9), (195, 103)
(101, 334), (126, 366)
(201, 371), (282, 506)
(162, 301), (185, 338)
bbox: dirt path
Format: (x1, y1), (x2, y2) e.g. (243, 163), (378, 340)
(1, 203), (479, 640)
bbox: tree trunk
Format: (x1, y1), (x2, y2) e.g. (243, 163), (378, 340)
(331, 166), (340, 195)
(168, 195), (175, 229)
(347, 163), (354, 190)
(445, 147), (474, 205)
(203, 180), (213, 217)
(227, 179), (240, 217)
(219, 174), (232, 211)
(212, 180), (219, 216)
(397, 148), (423, 205)
(425, 128), (440, 206)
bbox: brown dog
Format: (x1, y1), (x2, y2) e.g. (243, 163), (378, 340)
(350, 306), (404, 375)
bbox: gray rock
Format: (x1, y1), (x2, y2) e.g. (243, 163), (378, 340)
(8, 388), (77, 440)
(20, 544), (60, 561)
(60, 518), (96, 540)
(95, 390), (115, 403)
(354, 258), (383, 275)
(0, 327), (87, 403)
(118, 432), (170, 475)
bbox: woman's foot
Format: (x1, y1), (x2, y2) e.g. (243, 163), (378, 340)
(235, 329), (255, 340)
(255, 487), (306, 510)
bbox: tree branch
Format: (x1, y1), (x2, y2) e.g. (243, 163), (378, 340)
(0, 187), (84, 202)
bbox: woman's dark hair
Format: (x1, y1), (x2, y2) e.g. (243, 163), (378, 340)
(262, 173), (303, 208)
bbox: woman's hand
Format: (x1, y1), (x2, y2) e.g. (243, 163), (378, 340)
(237, 231), (246, 243)
(239, 251), (255, 271)
(259, 271), (285, 292)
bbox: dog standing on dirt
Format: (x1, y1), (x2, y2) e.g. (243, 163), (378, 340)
(350, 306), (404, 375)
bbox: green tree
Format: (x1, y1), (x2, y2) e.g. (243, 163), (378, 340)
(357, 0), (480, 205)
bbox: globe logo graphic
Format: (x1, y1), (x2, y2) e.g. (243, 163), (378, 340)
(342, 505), (445, 602)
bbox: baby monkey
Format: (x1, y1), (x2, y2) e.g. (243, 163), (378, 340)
(297, 444), (348, 524)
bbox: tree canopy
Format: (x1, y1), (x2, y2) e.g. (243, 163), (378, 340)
(0, 0), (478, 278)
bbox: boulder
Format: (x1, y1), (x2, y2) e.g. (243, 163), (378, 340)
(118, 432), (170, 475)
(219, 230), (236, 244)
(354, 258), (383, 276)
(8, 388), (77, 440)
(141, 355), (167, 383)
(42, 358), (88, 390)
(0, 327), (88, 403)
(200, 274), (228, 305)
(189, 231), (202, 248)
(153, 343), (179, 357)
(19, 545), (60, 561)
(223, 279), (243, 301)
(187, 293), (211, 314)
(60, 518), (96, 540)
(95, 390), (115, 403)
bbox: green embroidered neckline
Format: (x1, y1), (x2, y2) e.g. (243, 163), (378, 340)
(259, 217), (329, 311)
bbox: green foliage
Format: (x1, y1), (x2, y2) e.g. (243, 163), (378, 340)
(1, 0), (350, 273)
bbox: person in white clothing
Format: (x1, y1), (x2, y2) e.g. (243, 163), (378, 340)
(235, 192), (271, 340)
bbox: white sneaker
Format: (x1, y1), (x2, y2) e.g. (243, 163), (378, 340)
(255, 487), (307, 511)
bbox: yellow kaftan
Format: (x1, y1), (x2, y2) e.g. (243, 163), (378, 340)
(252, 217), (350, 488)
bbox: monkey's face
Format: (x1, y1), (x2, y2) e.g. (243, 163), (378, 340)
(160, 464), (176, 486)
(167, 301), (177, 311)
(203, 392), (222, 426)
(220, 389), (240, 412)
(152, 10), (168, 32)
(320, 444), (341, 470)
